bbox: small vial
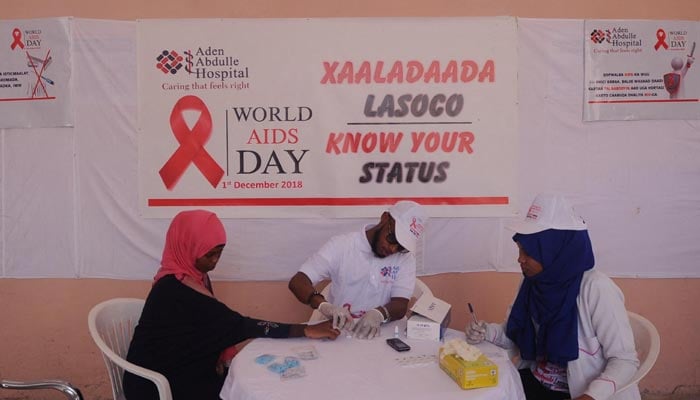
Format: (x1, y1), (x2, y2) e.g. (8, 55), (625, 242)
(394, 325), (399, 338)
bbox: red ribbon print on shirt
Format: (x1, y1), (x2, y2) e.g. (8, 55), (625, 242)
(159, 95), (224, 190)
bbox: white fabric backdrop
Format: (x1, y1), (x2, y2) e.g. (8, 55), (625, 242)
(1, 18), (698, 280)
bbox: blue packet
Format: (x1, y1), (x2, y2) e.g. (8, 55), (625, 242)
(254, 354), (276, 365)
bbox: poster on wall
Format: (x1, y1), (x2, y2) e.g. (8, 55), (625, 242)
(0, 17), (73, 128)
(584, 19), (700, 121)
(137, 17), (518, 218)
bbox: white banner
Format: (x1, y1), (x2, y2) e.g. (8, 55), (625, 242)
(138, 18), (518, 218)
(0, 17), (73, 128)
(584, 19), (700, 121)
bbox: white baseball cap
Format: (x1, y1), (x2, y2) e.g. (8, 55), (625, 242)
(507, 193), (587, 234)
(389, 201), (428, 253)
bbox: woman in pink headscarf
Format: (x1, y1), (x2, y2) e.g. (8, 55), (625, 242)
(124, 210), (339, 400)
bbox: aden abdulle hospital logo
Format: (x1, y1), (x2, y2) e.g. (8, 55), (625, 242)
(588, 26), (642, 49)
(590, 29), (608, 44)
(380, 266), (399, 280)
(154, 49), (197, 74)
(155, 50), (185, 74)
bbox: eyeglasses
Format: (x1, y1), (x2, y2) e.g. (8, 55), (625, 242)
(386, 220), (409, 254)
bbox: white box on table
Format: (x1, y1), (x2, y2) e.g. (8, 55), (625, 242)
(406, 293), (451, 341)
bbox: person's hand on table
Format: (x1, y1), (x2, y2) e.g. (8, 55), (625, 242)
(352, 308), (383, 339)
(318, 302), (354, 330)
(304, 320), (341, 340)
(465, 320), (487, 344)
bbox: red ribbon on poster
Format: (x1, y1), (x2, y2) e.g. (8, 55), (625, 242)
(159, 95), (224, 190)
(654, 29), (669, 50)
(10, 28), (24, 50)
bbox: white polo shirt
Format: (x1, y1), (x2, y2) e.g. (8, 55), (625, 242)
(299, 225), (416, 317)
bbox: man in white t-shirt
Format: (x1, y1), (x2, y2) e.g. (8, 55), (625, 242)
(288, 200), (428, 339)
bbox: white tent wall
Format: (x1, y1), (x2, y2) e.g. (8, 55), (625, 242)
(513, 19), (700, 278)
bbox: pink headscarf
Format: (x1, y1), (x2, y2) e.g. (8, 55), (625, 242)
(153, 209), (237, 367)
(153, 209), (226, 290)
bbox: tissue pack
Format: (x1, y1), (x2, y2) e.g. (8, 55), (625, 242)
(438, 350), (499, 390)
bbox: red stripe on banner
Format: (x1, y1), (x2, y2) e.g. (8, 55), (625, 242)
(588, 98), (699, 104)
(0, 97), (56, 102)
(148, 196), (509, 207)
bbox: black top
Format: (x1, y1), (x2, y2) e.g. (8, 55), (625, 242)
(124, 274), (293, 400)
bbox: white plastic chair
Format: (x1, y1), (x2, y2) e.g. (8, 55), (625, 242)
(309, 278), (432, 322)
(617, 311), (661, 393)
(88, 298), (173, 400)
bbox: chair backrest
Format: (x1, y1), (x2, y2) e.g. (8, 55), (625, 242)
(308, 278), (432, 322)
(618, 311), (661, 393)
(88, 298), (173, 400)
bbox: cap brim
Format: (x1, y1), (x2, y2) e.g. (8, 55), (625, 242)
(506, 220), (588, 234)
(505, 220), (549, 235)
(394, 220), (417, 253)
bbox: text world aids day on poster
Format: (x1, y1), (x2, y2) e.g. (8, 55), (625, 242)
(0, 18), (72, 128)
(584, 19), (700, 121)
(137, 18), (518, 218)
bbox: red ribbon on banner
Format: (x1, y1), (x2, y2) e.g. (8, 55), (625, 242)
(159, 95), (224, 190)
(654, 29), (669, 50)
(10, 28), (24, 50)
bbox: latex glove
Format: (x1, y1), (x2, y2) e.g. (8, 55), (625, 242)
(352, 308), (383, 339)
(318, 302), (353, 330)
(465, 320), (487, 344)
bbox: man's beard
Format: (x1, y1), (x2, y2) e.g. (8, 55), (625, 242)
(370, 232), (387, 258)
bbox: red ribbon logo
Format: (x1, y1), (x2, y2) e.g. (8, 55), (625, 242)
(654, 29), (669, 51)
(409, 216), (424, 237)
(10, 28), (24, 50)
(159, 95), (224, 190)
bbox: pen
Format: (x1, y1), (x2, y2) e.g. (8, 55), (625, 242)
(468, 302), (478, 323)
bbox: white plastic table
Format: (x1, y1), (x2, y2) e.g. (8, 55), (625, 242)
(220, 319), (526, 400)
